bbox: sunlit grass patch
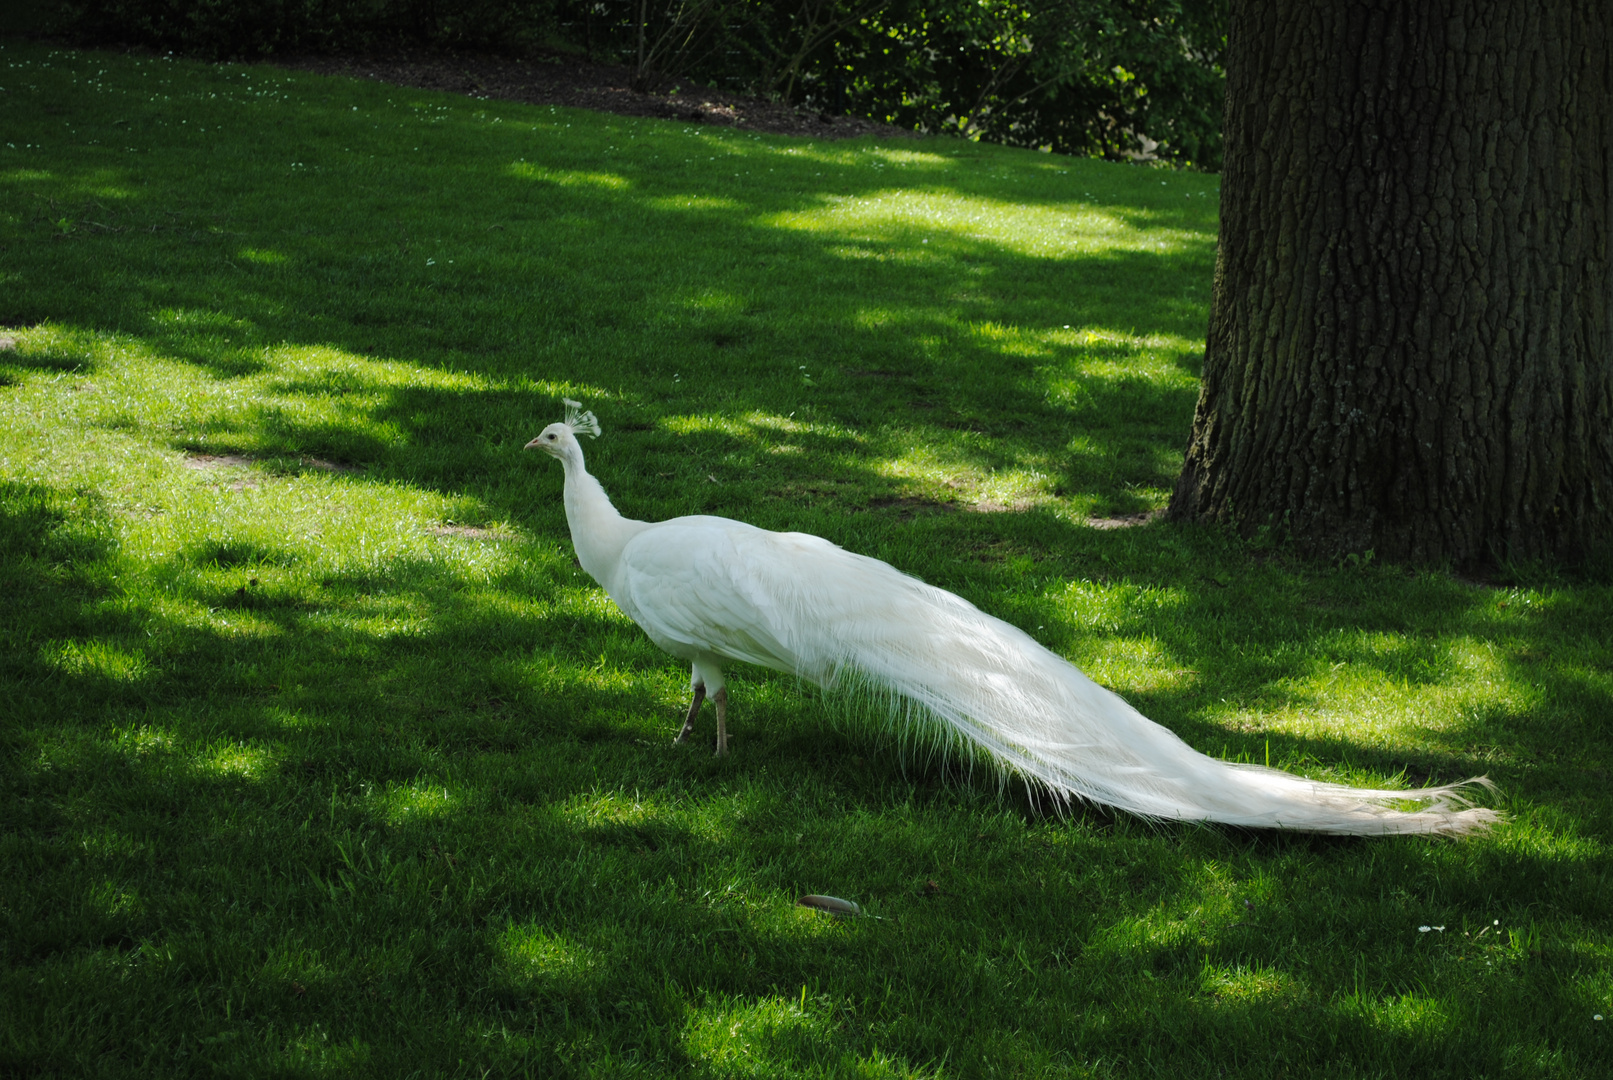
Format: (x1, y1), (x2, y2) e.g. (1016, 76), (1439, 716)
(647, 193), (747, 212)
(195, 741), (276, 781)
(0, 37), (1607, 1080)
(564, 789), (664, 829)
(110, 724), (178, 761)
(41, 639), (154, 683)
(1349, 992), (1459, 1040)
(508, 163), (632, 190)
(495, 923), (605, 989)
(681, 992), (863, 1076)
(1197, 964), (1302, 1008)
(368, 779), (458, 824)
(761, 189), (1162, 259)
(1082, 635), (1192, 695)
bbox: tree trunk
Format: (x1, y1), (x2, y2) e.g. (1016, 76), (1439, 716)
(1169, 0), (1613, 567)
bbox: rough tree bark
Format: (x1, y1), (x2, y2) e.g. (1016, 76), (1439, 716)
(1169, 0), (1613, 567)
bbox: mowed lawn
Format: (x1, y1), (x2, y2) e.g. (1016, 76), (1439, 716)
(1, 37), (1610, 1079)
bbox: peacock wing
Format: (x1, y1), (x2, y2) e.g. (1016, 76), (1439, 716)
(610, 516), (840, 676)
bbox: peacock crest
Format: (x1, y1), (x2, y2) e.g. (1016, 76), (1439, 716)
(563, 398), (601, 439)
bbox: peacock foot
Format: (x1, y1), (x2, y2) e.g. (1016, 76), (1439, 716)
(675, 684), (705, 745)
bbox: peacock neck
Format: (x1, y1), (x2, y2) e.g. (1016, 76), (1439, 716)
(560, 454), (648, 594)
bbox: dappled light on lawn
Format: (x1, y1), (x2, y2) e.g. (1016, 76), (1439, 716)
(366, 780), (460, 825)
(1, 38), (1608, 1080)
(507, 162), (632, 190)
(495, 923), (606, 992)
(195, 741), (277, 782)
(759, 188), (1207, 261)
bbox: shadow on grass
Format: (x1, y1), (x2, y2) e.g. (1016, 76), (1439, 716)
(2, 50), (1214, 519)
(3, 44), (1610, 1076)
(4, 465), (1610, 1074)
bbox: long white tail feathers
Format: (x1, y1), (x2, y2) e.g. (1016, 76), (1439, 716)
(768, 540), (1501, 836)
(848, 678), (1500, 835)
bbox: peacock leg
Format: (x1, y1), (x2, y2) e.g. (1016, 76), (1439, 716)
(712, 687), (729, 757)
(675, 683), (705, 745)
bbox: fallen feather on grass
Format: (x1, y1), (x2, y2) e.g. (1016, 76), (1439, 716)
(797, 894), (862, 918)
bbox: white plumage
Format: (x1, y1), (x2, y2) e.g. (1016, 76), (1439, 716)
(528, 402), (1498, 836)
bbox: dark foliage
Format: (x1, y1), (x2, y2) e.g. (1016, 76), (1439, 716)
(53, 0), (1226, 166)
(59, 0), (562, 56)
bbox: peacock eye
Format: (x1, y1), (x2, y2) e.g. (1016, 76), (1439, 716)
(547, 433), (556, 440)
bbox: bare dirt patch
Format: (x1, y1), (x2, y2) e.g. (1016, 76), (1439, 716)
(266, 49), (918, 142)
(867, 494), (955, 520)
(183, 453), (261, 490)
(183, 453), (258, 470)
(426, 523), (514, 540)
(1086, 509), (1164, 530)
(970, 498), (1036, 514)
(182, 452), (363, 484)
(300, 457), (364, 474)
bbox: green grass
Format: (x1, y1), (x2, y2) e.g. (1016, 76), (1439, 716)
(2, 38), (1610, 1079)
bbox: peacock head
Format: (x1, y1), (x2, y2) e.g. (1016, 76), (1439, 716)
(525, 399), (601, 461)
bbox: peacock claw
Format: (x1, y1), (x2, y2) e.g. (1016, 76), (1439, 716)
(675, 684), (705, 746)
(712, 687), (728, 757)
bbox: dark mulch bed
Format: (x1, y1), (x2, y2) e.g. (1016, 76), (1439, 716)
(269, 49), (920, 142)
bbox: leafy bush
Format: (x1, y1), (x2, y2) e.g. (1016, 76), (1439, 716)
(833, 0), (1226, 166)
(559, 0), (1225, 167)
(61, 0), (561, 57)
(56, 0), (1225, 166)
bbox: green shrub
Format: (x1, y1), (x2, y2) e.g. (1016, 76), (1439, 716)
(562, 0), (1226, 167)
(54, 0), (1225, 166)
(61, 0), (561, 57)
